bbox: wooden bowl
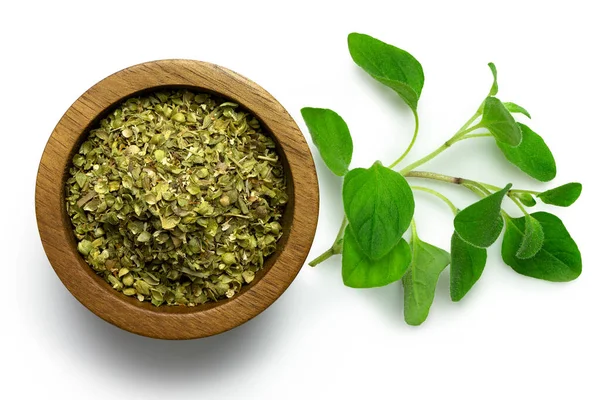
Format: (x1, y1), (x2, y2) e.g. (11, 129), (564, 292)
(35, 60), (319, 339)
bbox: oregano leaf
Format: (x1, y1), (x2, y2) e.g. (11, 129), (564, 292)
(348, 33), (424, 112)
(516, 215), (544, 259)
(537, 183), (582, 207)
(503, 102), (531, 118)
(343, 162), (414, 259)
(516, 192), (537, 207)
(342, 226), (411, 288)
(496, 123), (556, 182)
(454, 184), (512, 248)
(488, 62), (498, 96)
(403, 237), (450, 326)
(480, 97), (522, 146)
(450, 232), (487, 302)
(502, 212), (581, 281)
(301, 107), (353, 176)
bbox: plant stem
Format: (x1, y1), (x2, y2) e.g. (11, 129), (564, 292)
(333, 217), (347, 249)
(480, 182), (502, 191)
(509, 195), (529, 215)
(405, 170), (462, 184)
(398, 141), (453, 175)
(405, 170), (537, 199)
(398, 120), (482, 174)
(389, 110), (419, 168)
(463, 180), (492, 195)
(510, 189), (541, 195)
(456, 133), (493, 141)
(307, 248), (336, 267)
(405, 170), (540, 219)
(454, 109), (483, 139)
(411, 218), (418, 241)
(411, 186), (458, 215)
(406, 170), (493, 196)
(464, 183), (488, 198)
(308, 216), (347, 267)
(476, 183), (540, 198)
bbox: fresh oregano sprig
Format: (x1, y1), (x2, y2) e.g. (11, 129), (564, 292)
(301, 33), (583, 325)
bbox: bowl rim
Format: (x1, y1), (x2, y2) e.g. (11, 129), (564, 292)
(35, 59), (319, 339)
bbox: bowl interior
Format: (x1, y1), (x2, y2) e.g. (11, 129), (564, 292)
(61, 85), (296, 314)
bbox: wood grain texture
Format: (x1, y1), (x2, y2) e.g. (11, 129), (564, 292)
(35, 60), (319, 339)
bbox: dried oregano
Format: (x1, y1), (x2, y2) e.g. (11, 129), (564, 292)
(65, 89), (288, 306)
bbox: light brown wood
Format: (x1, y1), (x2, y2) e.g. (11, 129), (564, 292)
(35, 60), (319, 339)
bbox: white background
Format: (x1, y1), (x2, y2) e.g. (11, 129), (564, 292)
(3, 1), (599, 399)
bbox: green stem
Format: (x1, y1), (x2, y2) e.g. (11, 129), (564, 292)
(509, 195), (529, 215)
(307, 248), (335, 267)
(464, 183), (488, 198)
(479, 183), (541, 198)
(463, 180), (492, 195)
(449, 109), (483, 141)
(406, 171), (532, 220)
(398, 120), (482, 174)
(456, 132), (493, 141)
(399, 141), (452, 175)
(405, 171), (492, 196)
(411, 186), (458, 215)
(510, 189), (541, 195)
(453, 123), (483, 139)
(405, 170), (461, 184)
(308, 216), (347, 267)
(389, 110), (420, 168)
(332, 217), (347, 250)
(405, 171), (537, 200)
(480, 182), (502, 191)
(411, 218), (418, 241)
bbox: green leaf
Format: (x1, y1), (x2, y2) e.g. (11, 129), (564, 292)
(450, 232), (487, 302)
(347, 32), (424, 112)
(343, 162), (414, 259)
(300, 107), (353, 176)
(154, 149), (166, 162)
(160, 215), (180, 230)
(502, 212), (581, 281)
(454, 184), (512, 248)
(516, 192), (537, 207)
(403, 237), (451, 326)
(75, 171), (87, 188)
(503, 102), (531, 118)
(480, 97), (522, 146)
(516, 215), (544, 259)
(137, 231), (152, 243)
(496, 123), (556, 182)
(488, 62), (498, 96)
(342, 226), (411, 288)
(537, 183), (582, 207)
(77, 240), (93, 256)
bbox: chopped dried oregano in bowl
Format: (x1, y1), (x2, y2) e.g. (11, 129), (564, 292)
(65, 89), (288, 306)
